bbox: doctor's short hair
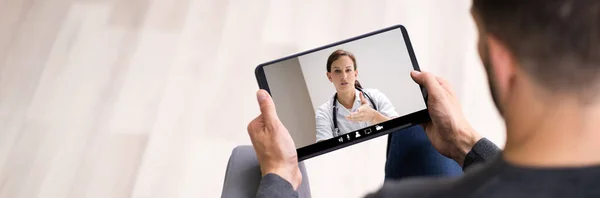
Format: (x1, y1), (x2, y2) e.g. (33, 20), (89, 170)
(472, 0), (600, 98)
(326, 49), (363, 89)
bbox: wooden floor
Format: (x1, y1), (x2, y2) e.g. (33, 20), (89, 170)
(0, 0), (505, 197)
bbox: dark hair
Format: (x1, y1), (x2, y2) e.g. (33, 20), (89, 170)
(326, 49), (363, 89)
(472, 0), (600, 99)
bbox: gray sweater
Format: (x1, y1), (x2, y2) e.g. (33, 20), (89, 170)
(255, 138), (600, 198)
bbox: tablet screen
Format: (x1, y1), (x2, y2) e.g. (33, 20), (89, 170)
(256, 25), (429, 160)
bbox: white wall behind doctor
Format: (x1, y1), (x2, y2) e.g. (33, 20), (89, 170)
(298, 28), (426, 117)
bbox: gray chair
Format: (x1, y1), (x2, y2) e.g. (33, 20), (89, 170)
(222, 146), (311, 198)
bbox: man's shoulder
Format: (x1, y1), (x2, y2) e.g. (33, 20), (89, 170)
(365, 159), (503, 198)
(365, 176), (458, 198)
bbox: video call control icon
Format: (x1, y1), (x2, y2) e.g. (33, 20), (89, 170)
(364, 128), (372, 134)
(338, 137), (343, 142)
(355, 132), (361, 138)
(375, 125), (384, 131)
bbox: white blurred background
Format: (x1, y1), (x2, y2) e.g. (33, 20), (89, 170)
(0, 0), (505, 197)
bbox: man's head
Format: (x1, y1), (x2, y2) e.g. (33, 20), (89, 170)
(471, 0), (600, 116)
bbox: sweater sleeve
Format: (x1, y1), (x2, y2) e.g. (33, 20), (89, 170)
(463, 138), (501, 171)
(256, 173), (298, 198)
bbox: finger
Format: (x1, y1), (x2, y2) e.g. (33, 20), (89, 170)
(348, 116), (366, 122)
(345, 114), (355, 121)
(411, 71), (444, 96)
(421, 122), (434, 136)
(347, 113), (365, 121)
(359, 92), (367, 105)
(346, 116), (361, 122)
(256, 89), (278, 121)
(418, 122), (429, 131)
(346, 113), (356, 119)
(410, 70), (424, 84)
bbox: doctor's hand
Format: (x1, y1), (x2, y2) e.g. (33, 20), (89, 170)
(346, 92), (390, 124)
(247, 90), (302, 190)
(410, 71), (482, 166)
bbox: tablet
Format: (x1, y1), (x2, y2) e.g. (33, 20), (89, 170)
(254, 25), (430, 161)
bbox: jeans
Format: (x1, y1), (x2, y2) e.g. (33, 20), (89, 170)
(384, 125), (463, 180)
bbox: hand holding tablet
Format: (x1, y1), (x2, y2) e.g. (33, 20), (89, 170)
(247, 90), (303, 190)
(409, 70), (482, 166)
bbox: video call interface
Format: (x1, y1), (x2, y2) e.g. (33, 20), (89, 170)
(262, 28), (427, 149)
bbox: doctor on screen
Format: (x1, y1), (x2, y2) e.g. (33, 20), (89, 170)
(315, 49), (399, 142)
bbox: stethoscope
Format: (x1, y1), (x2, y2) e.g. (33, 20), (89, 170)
(332, 87), (378, 137)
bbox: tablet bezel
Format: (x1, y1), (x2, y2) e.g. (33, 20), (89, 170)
(254, 24), (430, 161)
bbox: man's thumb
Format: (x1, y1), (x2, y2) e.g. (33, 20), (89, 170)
(410, 70), (425, 85)
(257, 90), (278, 119)
(410, 71), (442, 93)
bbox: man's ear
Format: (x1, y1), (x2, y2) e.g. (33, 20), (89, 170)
(327, 72), (332, 82)
(487, 35), (517, 99)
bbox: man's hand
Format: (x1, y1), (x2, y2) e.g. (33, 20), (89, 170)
(346, 92), (389, 124)
(247, 90), (302, 190)
(410, 71), (482, 166)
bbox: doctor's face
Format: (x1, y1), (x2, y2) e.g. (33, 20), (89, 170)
(327, 56), (357, 93)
